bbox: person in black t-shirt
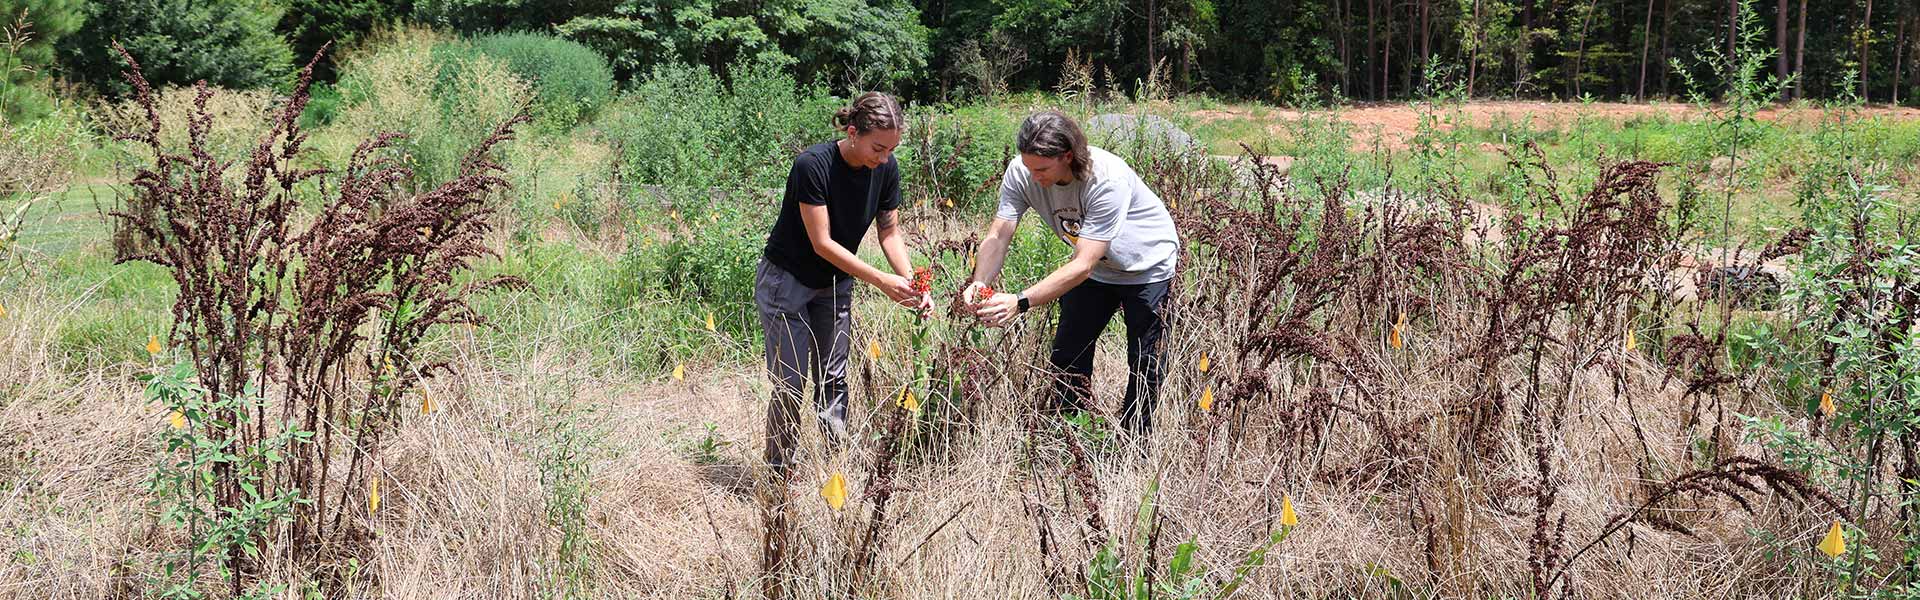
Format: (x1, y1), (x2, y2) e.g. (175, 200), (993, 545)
(756, 92), (930, 477)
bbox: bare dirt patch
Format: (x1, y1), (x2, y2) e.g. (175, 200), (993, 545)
(1199, 101), (1920, 149)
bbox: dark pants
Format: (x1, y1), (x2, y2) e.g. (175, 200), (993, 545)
(1049, 278), (1171, 437)
(754, 258), (853, 476)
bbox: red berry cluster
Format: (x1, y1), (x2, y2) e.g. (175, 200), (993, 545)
(910, 267), (933, 295)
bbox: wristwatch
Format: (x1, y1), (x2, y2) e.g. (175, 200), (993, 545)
(1016, 293), (1030, 314)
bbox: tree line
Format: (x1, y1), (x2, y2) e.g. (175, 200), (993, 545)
(1, 0), (1914, 120)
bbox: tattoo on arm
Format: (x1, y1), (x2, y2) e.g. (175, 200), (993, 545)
(876, 209), (898, 231)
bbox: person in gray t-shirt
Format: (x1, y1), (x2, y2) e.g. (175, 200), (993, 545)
(964, 111), (1181, 437)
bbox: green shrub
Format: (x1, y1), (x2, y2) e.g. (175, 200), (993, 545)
(58, 0), (293, 96)
(277, 0), (407, 81)
(1740, 101), (1920, 583)
(597, 57), (838, 191)
(472, 31), (613, 131)
(605, 189), (770, 371)
(298, 80), (343, 128)
(325, 28), (530, 187)
(895, 104), (1016, 214)
(1, 0), (86, 123)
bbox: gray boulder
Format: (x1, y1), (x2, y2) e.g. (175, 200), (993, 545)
(1084, 113), (1199, 151)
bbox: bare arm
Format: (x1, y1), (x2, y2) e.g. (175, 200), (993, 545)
(972, 235), (1109, 327)
(799, 203), (916, 302)
(968, 217), (1019, 285)
(874, 209), (914, 278)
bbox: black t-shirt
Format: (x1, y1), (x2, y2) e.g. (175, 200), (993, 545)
(763, 140), (902, 288)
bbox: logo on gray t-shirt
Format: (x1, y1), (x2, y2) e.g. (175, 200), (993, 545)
(996, 147), (1180, 285)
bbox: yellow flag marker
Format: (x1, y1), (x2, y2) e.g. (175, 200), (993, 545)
(670, 209), (682, 222)
(900, 387), (920, 413)
(552, 199), (562, 211)
(1199, 386), (1215, 412)
(146, 334), (162, 356)
(419, 226), (433, 238)
(943, 198), (954, 208)
(1198, 353), (1210, 373)
(868, 340), (882, 360)
(169, 410), (186, 430)
(368, 476), (382, 514)
(709, 213), (719, 223)
(0, 301), (8, 318)
(1280, 495), (1299, 527)
(672, 363), (685, 381)
(1389, 311), (1406, 350)
(383, 358), (397, 379)
(1819, 520), (1846, 557)
(704, 311), (716, 332)
(1625, 328), (1638, 352)
(420, 391), (434, 415)
(1820, 389), (1836, 417)
(821, 472), (848, 511)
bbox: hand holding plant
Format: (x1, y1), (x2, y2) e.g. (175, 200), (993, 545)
(873, 272), (918, 304)
(970, 291), (1020, 328)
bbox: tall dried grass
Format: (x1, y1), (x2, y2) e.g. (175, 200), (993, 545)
(0, 120), (1857, 600)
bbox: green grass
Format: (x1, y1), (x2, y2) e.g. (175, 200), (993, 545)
(15, 87), (1918, 382)
(1182, 98), (1920, 239)
(4, 183), (175, 372)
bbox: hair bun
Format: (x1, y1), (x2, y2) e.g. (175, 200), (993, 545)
(834, 92), (901, 133)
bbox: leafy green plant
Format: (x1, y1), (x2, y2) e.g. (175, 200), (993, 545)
(1070, 479), (1293, 600)
(1737, 62), (1919, 598)
(536, 385), (604, 599)
(326, 28), (531, 187)
(604, 189), (768, 370)
(144, 360), (308, 599)
(597, 57), (838, 192)
(1668, 0), (1792, 247)
(669, 422), (733, 466)
(471, 31), (614, 131)
(896, 106), (1012, 214)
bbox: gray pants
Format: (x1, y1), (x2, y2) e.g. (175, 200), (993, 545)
(754, 258), (853, 476)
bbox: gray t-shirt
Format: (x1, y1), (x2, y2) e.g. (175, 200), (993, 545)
(995, 146), (1179, 285)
